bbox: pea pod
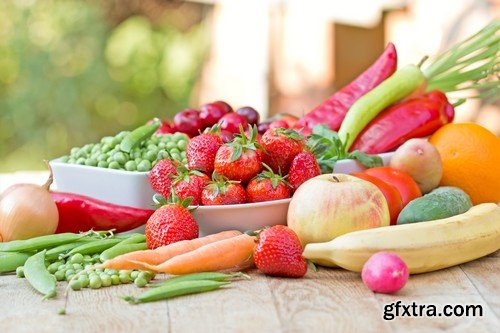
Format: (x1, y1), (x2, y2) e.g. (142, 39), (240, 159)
(122, 280), (230, 304)
(24, 250), (57, 299)
(45, 241), (90, 261)
(114, 234), (146, 245)
(100, 243), (148, 262)
(0, 233), (86, 252)
(150, 272), (249, 288)
(0, 252), (31, 273)
(120, 120), (161, 153)
(338, 64), (426, 150)
(65, 238), (123, 257)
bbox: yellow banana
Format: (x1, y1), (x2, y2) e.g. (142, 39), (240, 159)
(302, 203), (500, 274)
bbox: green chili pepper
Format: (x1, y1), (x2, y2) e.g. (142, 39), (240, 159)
(0, 252), (31, 273)
(24, 250), (57, 299)
(122, 280), (230, 304)
(120, 120), (161, 153)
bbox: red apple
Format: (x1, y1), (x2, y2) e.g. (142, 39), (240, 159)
(287, 174), (390, 245)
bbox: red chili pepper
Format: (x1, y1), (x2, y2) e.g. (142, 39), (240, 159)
(296, 43), (397, 135)
(51, 192), (154, 233)
(350, 90), (455, 154)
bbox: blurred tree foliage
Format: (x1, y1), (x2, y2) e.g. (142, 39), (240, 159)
(0, 0), (208, 172)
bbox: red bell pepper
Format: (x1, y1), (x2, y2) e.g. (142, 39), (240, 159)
(296, 43), (397, 135)
(350, 90), (455, 154)
(51, 192), (154, 233)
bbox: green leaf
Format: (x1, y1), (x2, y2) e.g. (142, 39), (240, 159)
(230, 145), (243, 162)
(348, 151), (383, 168)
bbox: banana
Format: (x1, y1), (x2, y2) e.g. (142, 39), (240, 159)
(302, 203), (500, 274)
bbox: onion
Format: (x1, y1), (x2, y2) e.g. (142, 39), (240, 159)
(0, 162), (59, 242)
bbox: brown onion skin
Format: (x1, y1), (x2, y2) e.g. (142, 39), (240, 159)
(0, 184), (59, 242)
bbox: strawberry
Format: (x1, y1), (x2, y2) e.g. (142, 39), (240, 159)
(173, 166), (210, 206)
(145, 196), (199, 249)
(288, 151), (321, 192)
(253, 225), (307, 278)
(201, 174), (246, 205)
(246, 165), (291, 203)
(187, 126), (223, 174)
(214, 126), (263, 183)
(261, 128), (305, 174)
(148, 159), (179, 198)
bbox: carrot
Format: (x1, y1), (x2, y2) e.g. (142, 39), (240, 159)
(134, 233), (256, 275)
(102, 230), (242, 270)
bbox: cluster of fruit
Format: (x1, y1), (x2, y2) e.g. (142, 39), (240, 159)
(148, 125), (321, 206)
(157, 100), (298, 140)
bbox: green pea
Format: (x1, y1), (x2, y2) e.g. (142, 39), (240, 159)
(134, 157), (142, 164)
(65, 269), (75, 277)
(70, 253), (84, 264)
(76, 150), (87, 158)
(97, 161), (108, 168)
(173, 132), (187, 142)
(78, 275), (90, 288)
(137, 160), (151, 172)
(54, 270), (65, 281)
(70, 279), (82, 291)
(158, 142), (166, 149)
(89, 276), (102, 289)
(119, 273), (131, 284)
(47, 262), (63, 274)
(16, 266), (25, 278)
(116, 131), (129, 141)
(134, 277), (148, 288)
(130, 150), (142, 159)
(70, 147), (80, 155)
(101, 144), (112, 153)
(109, 161), (120, 169)
(57, 264), (67, 271)
(67, 158), (76, 164)
(84, 158), (97, 167)
(177, 140), (187, 150)
(130, 271), (140, 280)
(59, 156), (70, 163)
(76, 157), (86, 165)
(106, 269), (118, 275)
(125, 160), (137, 171)
(144, 151), (157, 162)
(94, 269), (104, 274)
(96, 153), (108, 162)
(100, 274), (112, 287)
(112, 152), (126, 165)
(72, 263), (83, 271)
(111, 275), (120, 285)
(138, 271), (155, 282)
(166, 142), (176, 150)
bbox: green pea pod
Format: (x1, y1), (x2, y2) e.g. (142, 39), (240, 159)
(150, 272), (249, 288)
(24, 250), (57, 299)
(120, 120), (161, 153)
(0, 233), (85, 252)
(0, 252), (31, 273)
(65, 238), (123, 257)
(99, 243), (148, 262)
(115, 234), (146, 245)
(45, 241), (90, 261)
(122, 280), (230, 304)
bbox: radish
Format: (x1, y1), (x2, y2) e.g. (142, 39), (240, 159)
(361, 252), (409, 294)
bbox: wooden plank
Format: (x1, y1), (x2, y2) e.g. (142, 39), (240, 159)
(0, 274), (169, 333)
(460, 256), (500, 318)
(265, 268), (393, 333)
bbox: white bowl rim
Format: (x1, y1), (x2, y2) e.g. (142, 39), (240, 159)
(188, 198), (292, 210)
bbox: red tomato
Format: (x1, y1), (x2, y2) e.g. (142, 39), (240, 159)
(364, 167), (422, 207)
(351, 172), (404, 225)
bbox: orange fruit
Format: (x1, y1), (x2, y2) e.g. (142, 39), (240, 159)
(429, 123), (500, 205)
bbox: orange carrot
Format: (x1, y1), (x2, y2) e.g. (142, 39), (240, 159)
(102, 230), (242, 270)
(133, 233), (256, 275)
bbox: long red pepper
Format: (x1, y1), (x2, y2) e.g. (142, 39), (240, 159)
(350, 90), (455, 154)
(51, 192), (154, 233)
(296, 43), (397, 136)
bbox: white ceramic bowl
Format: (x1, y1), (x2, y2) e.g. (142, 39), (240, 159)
(50, 151), (394, 234)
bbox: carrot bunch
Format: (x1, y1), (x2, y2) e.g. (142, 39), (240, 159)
(101, 230), (256, 274)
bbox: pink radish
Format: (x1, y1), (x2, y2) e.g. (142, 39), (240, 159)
(361, 252), (409, 294)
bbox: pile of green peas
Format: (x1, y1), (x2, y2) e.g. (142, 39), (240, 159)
(60, 131), (189, 171)
(16, 253), (154, 291)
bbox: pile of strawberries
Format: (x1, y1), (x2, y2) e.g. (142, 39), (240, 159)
(148, 125), (321, 206)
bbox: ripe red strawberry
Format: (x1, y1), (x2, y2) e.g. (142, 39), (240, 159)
(288, 151), (321, 192)
(261, 128), (305, 174)
(246, 166), (291, 203)
(201, 174), (246, 205)
(148, 159), (179, 198)
(214, 126), (263, 183)
(254, 225), (307, 278)
(145, 197), (199, 249)
(173, 166), (210, 206)
(187, 126), (223, 174)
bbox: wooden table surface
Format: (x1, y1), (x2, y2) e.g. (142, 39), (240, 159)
(0, 172), (499, 333)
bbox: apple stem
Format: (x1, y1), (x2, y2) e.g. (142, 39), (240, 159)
(331, 175), (340, 183)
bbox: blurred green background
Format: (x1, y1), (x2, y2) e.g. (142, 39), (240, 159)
(0, 0), (208, 172)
